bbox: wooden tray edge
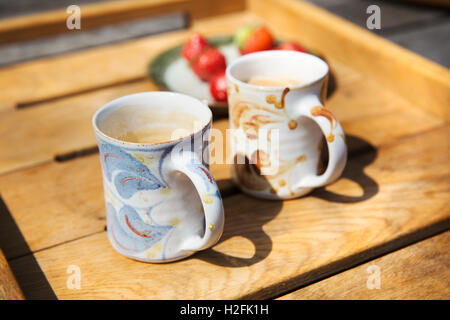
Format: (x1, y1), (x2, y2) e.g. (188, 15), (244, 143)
(248, 0), (450, 122)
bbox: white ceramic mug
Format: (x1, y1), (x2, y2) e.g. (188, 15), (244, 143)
(226, 50), (347, 199)
(92, 92), (224, 262)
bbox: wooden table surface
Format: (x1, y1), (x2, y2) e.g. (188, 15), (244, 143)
(0, 0), (449, 300)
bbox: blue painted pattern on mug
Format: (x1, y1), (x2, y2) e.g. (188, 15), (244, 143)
(184, 156), (222, 204)
(107, 203), (173, 253)
(100, 141), (167, 199)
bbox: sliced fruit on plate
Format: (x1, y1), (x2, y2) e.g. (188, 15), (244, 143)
(234, 25), (256, 49)
(181, 33), (209, 63)
(234, 25), (274, 55)
(192, 47), (227, 81)
(209, 70), (227, 102)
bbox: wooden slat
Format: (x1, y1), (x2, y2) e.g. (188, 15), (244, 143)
(9, 125), (449, 299)
(0, 0), (246, 45)
(278, 231), (450, 300)
(249, 0), (450, 121)
(0, 80), (155, 174)
(0, 249), (24, 300)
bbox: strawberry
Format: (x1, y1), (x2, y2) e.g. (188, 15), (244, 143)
(209, 70), (227, 102)
(192, 48), (226, 81)
(181, 33), (209, 63)
(275, 41), (307, 53)
(235, 26), (274, 55)
(234, 25), (257, 50)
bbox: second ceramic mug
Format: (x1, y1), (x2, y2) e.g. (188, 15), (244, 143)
(226, 50), (347, 199)
(92, 92), (224, 262)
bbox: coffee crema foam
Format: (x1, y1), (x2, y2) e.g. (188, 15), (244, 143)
(100, 105), (201, 144)
(247, 76), (302, 87)
(116, 125), (192, 144)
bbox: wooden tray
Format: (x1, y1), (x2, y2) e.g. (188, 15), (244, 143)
(0, 0), (448, 299)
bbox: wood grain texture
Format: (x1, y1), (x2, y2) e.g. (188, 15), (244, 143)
(0, 0), (245, 45)
(0, 249), (24, 300)
(13, 125), (449, 299)
(278, 231), (450, 300)
(249, 0), (450, 121)
(0, 80), (155, 174)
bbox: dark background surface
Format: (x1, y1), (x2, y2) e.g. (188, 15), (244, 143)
(308, 0), (450, 67)
(0, 0), (448, 67)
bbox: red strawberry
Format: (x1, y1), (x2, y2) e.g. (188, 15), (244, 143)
(192, 48), (226, 81)
(209, 70), (227, 102)
(181, 33), (209, 62)
(275, 42), (307, 53)
(239, 26), (274, 55)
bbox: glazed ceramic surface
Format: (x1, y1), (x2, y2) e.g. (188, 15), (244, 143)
(92, 92), (224, 262)
(226, 50), (347, 200)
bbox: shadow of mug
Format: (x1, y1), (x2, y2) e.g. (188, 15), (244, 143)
(195, 134), (378, 268)
(312, 134), (379, 203)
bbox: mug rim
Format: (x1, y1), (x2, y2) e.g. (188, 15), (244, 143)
(92, 91), (212, 148)
(226, 50), (329, 92)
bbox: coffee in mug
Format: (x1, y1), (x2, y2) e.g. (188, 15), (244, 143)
(247, 76), (302, 87)
(99, 105), (199, 144)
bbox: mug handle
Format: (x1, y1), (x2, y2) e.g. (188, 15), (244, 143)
(293, 95), (347, 189)
(170, 150), (224, 252)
